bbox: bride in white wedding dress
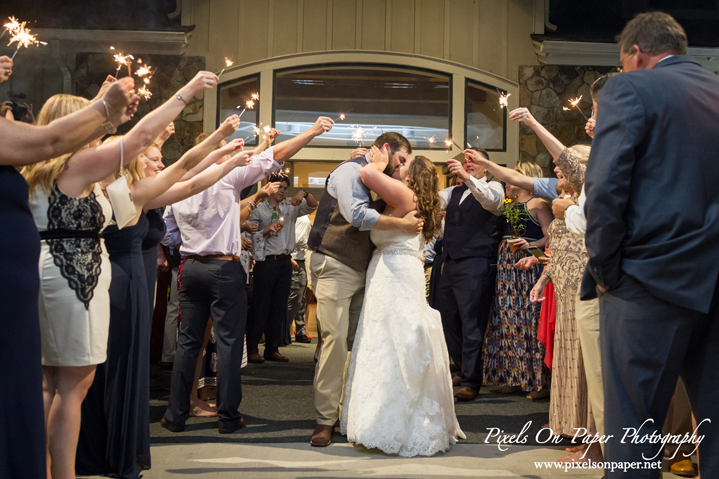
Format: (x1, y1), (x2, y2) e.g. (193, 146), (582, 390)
(340, 147), (465, 457)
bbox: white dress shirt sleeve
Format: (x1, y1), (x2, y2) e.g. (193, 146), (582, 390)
(225, 146), (281, 192)
(161, 206), (182, 247)
(565, 186), (587, 236)
(439, 186), (455, 210)
(465, 176), (505, 216)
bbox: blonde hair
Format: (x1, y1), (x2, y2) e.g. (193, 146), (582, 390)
(569, 144), (591, 164)
(515, 161), (543, 178)
(22, 94), (90, 195)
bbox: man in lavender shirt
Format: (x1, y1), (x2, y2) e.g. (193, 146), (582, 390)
(161, 117), (334, 433)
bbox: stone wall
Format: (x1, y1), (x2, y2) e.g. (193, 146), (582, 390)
(518, 65), (614, 176)
(74, 53), (206, 164)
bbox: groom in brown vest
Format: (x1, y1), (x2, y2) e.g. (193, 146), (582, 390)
(307, 132), (422, 447)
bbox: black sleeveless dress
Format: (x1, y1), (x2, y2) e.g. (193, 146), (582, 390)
(77, 213), (151, 479)
(0, 166), (45, 479)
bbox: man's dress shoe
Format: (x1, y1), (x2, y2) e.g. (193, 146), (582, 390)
(454, 386), (479, 401)
(265, 352), (289, 362)
(310, 424), (333, 447)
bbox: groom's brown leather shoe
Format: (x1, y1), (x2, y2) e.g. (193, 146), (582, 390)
(248, 353), (265, 363)
(452, 375), (462, 387)
(455, 386), (479, 402)
(310, 424), (333, 447)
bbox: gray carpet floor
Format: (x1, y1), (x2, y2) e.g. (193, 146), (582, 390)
(150, 339), (560, 447)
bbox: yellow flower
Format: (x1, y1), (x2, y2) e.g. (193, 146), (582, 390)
(504, 198), (512, 204)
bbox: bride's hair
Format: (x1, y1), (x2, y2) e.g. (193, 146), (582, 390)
(407, 155), (441, 241)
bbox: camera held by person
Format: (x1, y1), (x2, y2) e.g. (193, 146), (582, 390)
(4, 91), (34, 123)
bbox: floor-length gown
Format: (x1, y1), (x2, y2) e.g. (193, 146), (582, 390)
(0, 167), (45, 479)
(77, 213), (151, 479)
(545, 217), (589, 436)
(483, 204), (549, 392)
(341, 229), (464, 457)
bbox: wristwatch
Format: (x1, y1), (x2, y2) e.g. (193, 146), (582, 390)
(300, 190), (308, 199)
(101, 120), (117, 135)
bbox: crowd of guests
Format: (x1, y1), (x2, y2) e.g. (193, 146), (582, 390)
(1, 10), (717, 479)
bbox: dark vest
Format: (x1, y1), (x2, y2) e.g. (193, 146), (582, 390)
(443, 184), (501, 260)
(308, 157), (385, 272)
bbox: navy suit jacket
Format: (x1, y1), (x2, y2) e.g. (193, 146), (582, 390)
(584, 55), (719, 314)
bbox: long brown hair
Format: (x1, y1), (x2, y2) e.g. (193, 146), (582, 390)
(22, 94), (90, 195)
(406, 155), (440, 241)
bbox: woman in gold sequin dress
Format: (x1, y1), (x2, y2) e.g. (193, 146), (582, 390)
(530, 148), (590, 440)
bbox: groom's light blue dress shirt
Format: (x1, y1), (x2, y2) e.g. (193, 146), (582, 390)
(326, 155), (380, 231)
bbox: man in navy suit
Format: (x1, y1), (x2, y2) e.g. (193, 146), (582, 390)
(584, 12), (719, 477)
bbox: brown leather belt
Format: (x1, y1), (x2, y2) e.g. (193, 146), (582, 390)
(185, 254), (242, 262)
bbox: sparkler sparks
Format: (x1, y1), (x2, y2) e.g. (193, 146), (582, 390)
(1, 17), (22, 41)
(566, 96), (589, 120)
(444, 138), (462, 150)
(137, 86), (152, 101)
(237, 93), (259, 118)
(424, 136), (436, 147)
(351, 125), (377, 146)
(498, 92), (511, 108)
(135, 64), (152, 77)
(217, 57), (233, 78)
(8, 22), (47, 60)
(113, 52), (134, 76)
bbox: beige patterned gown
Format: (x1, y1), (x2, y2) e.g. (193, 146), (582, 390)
(545, 148), (591, 436)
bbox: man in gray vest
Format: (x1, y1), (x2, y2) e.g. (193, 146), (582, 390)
(307, 132), (423, 447)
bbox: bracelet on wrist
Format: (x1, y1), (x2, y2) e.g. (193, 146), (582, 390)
(101, 99), (110, 119)
(176, 93), (188, 105)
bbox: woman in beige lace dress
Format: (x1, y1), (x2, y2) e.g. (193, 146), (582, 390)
(530, 147), (589, 439)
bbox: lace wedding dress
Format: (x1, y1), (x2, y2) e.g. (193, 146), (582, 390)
(340, 229), (465, 457)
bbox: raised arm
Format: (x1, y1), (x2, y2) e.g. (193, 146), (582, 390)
(177, 115), (241, 181)
(144, 139), (252, 210)
(508, 108), (565, 160)
(66, 71), (219, 187)
(240, 182), (279, 224)
(253, 128), (279, 156)
(0, 78), (137, 166)
(461, 150), (535, 193)
(272, 117), (334, 163)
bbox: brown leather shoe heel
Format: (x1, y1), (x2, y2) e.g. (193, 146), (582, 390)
(452, 375), (462, 387)
(248, 353), (265, 364)
(454, 386), (479, 402)
(265, 352), (289, 362)
(310, 424), (333, 447)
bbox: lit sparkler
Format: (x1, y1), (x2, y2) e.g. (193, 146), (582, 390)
(444, 138), (462, 150)
(218, 57), (233, 78)
(135, 64), (152, 78)
(566, 96), (588, 120)
(351, 125), (368, 146)
(237, 93), (259, 118)
(113, 52), (134, 77)
(243, 125), (262, 142)
(8, 22), (47, 60)
(424, 136), (436, 147)
(137, 86), (152, 101)
(333, 108), (352, 121)
(498, 91), (511, 108)
(1, 17), (22, 42)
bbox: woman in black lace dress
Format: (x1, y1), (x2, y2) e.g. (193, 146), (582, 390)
(23, 73), (215, 479)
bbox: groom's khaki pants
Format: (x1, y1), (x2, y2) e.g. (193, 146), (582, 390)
(574, 288), (604, 447)
(309, 252), (365, 426)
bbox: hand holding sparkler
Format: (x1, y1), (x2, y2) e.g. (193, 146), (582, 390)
(585, 117), (596, 138)
(218, 114), (241, 137)
(447, 159), (471, 182)
(310, 116), (334, 137)
(180, 71), (219, 102)
(101, 77), (140, 126)
(508, 107), (536, 125)
(462, 149), (491, 170)
(0, 56), (12, 83)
